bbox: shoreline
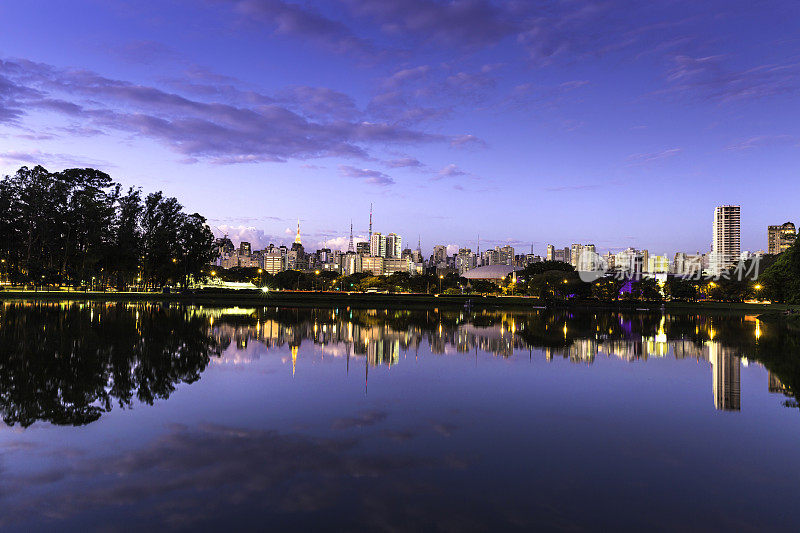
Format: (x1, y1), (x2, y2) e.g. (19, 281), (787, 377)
(0, 290), (791, 313)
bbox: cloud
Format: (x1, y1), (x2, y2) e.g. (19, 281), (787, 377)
(662, 54), (800, 103)
(0, 58), (450, 164)
(230, 0), (377, 55)
(275, 85), (359, 120)
(449, 134), (485, 148)
(544, 183), (603, 192)
(339, 165), (395, 186)
(433, 164), (467, 180)
(626, 148), (682, 164)
(212, 225), (283, 249)
(343, 0), (518, 48)
(725, 135), (796, 151)
(0, 150), (110, 170)
(385, 157), (423, 168)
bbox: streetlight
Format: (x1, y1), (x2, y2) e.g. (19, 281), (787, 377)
(314, 270), (320, 291)
(754, 284), (762, 291)
(258, 268), (263, 287)
(439, 274), (444, 293)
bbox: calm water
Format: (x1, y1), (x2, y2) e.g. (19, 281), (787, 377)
(1, 301), (799, 531)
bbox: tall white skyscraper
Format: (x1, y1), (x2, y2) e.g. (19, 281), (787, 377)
(712, 205), (741, 274)
(370, 232), (386, 257)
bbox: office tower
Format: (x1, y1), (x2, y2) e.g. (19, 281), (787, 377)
(712, 205), (741, 274)
(370, 232), (386, 257)
(239, 241), (251, 256)
(546, 244), (554, 261)
(356, 241), (370, 255)
(456, 248), (476, 274)
(385, 233), (402, 259)
(767, 222), (796, 255)
(499, 245), (514, 265)
(570, 244), (583, 267)
(433, 245), (447, 264)
(576, 244), (597, 271)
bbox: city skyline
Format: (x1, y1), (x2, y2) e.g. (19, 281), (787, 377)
(1, 1), (799, 253)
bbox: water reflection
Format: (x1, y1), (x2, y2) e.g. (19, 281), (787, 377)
(0, 301), (220, 427)
(1, 301), (798, 427)
(206, 306), (799, 413)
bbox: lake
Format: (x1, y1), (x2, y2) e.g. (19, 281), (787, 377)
(1, 300), (799, 531)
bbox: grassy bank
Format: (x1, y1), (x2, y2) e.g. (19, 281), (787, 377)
(0, 289), (795, 313)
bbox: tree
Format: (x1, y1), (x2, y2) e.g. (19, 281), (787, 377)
(630, 277), (662, 301)
(591, 277), (624, 300)
(665, 277), (697, 301)
(759, 239), (800, 303)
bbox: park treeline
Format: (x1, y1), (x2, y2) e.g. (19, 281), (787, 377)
(0, 166), (217, 289)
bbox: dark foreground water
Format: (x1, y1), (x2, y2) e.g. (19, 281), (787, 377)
(1, 301), (799, 531)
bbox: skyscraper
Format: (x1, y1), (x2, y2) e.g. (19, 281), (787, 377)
(767, 222), (796, 255)
(370, 232), (386, 257)
(433, 245), (447, 265)
(712, 205), (741, 274)
(385, 233), (402, 259)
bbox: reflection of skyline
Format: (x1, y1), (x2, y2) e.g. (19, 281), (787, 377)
(197, 307), (787, 413)
(0, 302), (791, 416)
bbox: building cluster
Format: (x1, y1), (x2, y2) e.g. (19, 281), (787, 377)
(213, 205), (797, 279)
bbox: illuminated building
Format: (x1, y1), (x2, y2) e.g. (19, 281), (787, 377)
(767, 222), (796, 255)
(712, 205), (741, 274)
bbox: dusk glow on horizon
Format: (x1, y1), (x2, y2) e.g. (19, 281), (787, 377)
(1, 1), (799, 255)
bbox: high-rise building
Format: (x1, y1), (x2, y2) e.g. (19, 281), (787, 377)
(356, 241), (370, 255)
(498, 245), (514, 265)
(570, 244), (583, 267)
(385, 233), (402, 259)
(433, 245), (447, 265)
(767, 222), (796, 255)
(456, 248), (476, 275)
(370, 232), (386, 258)
(546, 244), (554, 261)
(712, 205), (741, 274)
(239, 241), (251, 256)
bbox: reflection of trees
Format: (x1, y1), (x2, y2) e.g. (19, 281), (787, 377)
(0, 302), (219, 427)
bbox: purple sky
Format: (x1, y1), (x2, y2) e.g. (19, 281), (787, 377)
(1, 0), (798, 256)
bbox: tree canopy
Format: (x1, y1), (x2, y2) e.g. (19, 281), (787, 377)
(0, 166), (216, 289)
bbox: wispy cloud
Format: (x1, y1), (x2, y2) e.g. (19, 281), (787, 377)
(626, 147), (682, 164)
(662, 54), (800, 102)
(432, 164), (467, 181)
(339, 165), (395, 186)
(725, 134), (796, 151)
